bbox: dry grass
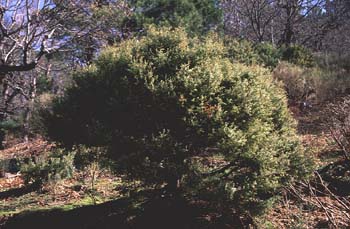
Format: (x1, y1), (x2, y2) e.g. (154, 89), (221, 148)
(259, 99), (350, 228)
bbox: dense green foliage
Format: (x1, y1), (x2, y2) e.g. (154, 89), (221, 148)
(42, 27), (312, 213)
(224, 38), (314, 69)
(254, 43), (281, 68)
(224, 38), (261, 66)
(280, 45), (314, 67)
(128, 0), (222, 34)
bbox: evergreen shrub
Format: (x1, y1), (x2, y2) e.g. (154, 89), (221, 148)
(43, 27), (313, 213)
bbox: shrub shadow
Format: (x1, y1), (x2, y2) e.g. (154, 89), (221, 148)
(2, 189), (249, 229)
(0, 183), (40, 199)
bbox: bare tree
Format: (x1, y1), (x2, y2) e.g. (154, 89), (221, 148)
(306, 0), (350, 51)
(222, 0), (278, 42)
(275, 0), (326, 45)
(222, 0), (348, 48)
(0, 1), (87, 146)
(0, 0), (131, 146)
(0, 0), (88, 74)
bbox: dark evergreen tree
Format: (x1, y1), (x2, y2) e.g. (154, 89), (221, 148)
(128, 0), (223, 34)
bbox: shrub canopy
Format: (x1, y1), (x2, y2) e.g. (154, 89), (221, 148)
(44, 27), (312, 213)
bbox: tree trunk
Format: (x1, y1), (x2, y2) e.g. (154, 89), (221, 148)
(0, 79), (10, 149)
(165, 174), (182, 195)
(24, 75), (37, 142)
(284, 23), (294, 46)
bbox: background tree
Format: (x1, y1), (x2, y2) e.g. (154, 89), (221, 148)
(0, 0), (129, 147)
(221, 0), (350, 48)
(222, 0), (278, 43)
(314, 0), (350, 52)
(127, 0), (223, 35)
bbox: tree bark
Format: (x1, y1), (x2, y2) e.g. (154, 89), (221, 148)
(0, 62), (37, 74)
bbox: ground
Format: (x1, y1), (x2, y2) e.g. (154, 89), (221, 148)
(0, 104), (350, 228)
(262, 104), (350, 228)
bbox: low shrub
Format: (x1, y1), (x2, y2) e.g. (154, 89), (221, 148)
(0, 118), (25, 148)
(273, 62), (350, 105)
(315, 53), (350, 73)
(20, 149), (75, 186)
(273, 62), (315, 103)
(255, 42), (281, 68)
(72, 145), (112, 170)
(325, 96), (350, 160)
(280, 45), (314, 67)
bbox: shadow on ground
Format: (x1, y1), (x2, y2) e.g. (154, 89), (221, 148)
(0, 183), (40, 199)
(1, 189), (248, 229)
(318, 159), (350, 196)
